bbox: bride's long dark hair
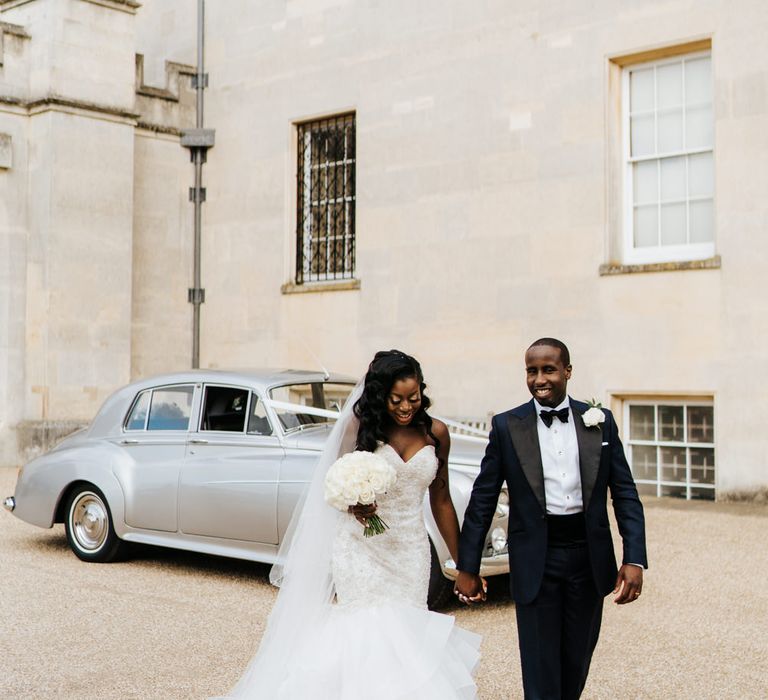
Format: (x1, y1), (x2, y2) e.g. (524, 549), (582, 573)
(354, 349), (440, 455)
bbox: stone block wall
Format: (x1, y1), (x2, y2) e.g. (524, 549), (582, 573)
(0, 0), (194, 466)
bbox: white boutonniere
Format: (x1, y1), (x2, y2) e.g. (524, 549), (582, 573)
(582, 398), (606, 428)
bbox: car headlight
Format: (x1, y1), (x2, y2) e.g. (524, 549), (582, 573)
(495, 489), (509, 518)
(491, 527), (507, 553)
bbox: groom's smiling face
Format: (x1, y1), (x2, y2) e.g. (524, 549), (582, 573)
(525, 345), (572, 408)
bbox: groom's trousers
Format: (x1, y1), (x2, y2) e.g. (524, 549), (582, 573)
(515, 518), (603, 700)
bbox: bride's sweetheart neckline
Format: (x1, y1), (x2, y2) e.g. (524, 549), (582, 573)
(382, 441), (435, 464)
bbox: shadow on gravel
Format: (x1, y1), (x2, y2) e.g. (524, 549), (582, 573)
(14, 516), (515, 598)
(20, 522), (274, 584)
(32, 531), (69, 552)
(126, 541), (273, 582)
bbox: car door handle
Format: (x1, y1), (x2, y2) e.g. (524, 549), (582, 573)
(189, 438), (208, 445)
(120, 439), (139, 445)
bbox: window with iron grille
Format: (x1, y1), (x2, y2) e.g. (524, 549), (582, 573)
(295, 113), (356, 284)
(625, 400), (715, 500)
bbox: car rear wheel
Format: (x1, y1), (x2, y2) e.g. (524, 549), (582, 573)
(64, 485), (125, 562)
(427, 541), (455, 610)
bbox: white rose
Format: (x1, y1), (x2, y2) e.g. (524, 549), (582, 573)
(324, 474), (343, 496)
(324, 482), (348, 510)
(369, 470), (391, 494)
(357, 486), (376, 505)
(582, 407), (606, 428)
(342, 479), (362, 502)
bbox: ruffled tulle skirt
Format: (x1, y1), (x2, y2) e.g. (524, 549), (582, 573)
(218, 603), (481, 699)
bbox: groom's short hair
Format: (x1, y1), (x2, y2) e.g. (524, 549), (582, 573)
(528, 337), (570, 366)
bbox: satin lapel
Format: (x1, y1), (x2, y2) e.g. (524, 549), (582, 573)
(572, 400), (602, 511)
(507, 407), (546, 513)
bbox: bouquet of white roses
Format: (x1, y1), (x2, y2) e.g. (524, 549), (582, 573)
(324, 450), (397, 537)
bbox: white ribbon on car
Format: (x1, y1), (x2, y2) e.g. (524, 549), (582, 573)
(264, 399), (341, 420)
(263, 399), (489, 443)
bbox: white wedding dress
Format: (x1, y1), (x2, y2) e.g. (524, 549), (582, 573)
(223, 442), (480, 699)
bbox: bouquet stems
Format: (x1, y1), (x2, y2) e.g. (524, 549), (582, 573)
(363, 513), (389, 537)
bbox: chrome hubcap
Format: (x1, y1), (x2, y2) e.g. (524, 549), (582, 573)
(70, 492), (108, 551)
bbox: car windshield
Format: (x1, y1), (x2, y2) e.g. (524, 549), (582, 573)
(268, 382), (354, 432)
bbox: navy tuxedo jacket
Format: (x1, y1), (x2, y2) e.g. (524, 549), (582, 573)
(458, 398), (648, 605)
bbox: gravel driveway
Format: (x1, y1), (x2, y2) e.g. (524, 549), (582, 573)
(1, 466), (766, 699)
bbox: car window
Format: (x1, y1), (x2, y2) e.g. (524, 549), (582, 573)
(125, 390), (151, 431)
(269, 382), (354, 431)
(146, 386), (194, 431)
(201, 386), (249, 432)
(247, 393), (273, 436)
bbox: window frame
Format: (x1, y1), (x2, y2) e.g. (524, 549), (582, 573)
(196, 384), (274, 437)
(123, 384), (196, 433)
(621, 50), (715, 265)
(623, 398), (715, 500)
(294, 112), (357, 285)
(198, 384), (251, 434)
(267, 381), (355, 434)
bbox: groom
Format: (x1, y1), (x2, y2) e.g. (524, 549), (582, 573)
(456, 338), (647, 699)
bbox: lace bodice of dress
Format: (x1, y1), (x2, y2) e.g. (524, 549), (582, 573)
(331, 442), (438, 609)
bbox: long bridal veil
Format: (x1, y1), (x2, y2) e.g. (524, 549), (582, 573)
(220, 381), (364, 698)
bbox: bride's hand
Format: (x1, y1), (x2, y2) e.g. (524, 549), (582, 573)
(454, 571), (487, 605)
(348, 502), (377, 526)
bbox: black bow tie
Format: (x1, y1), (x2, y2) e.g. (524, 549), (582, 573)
(539, 407), (570, 428)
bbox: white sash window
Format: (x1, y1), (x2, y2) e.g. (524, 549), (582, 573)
(623, 52), (714, 264)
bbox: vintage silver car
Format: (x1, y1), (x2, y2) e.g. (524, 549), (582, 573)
(3, 369), (509, 608)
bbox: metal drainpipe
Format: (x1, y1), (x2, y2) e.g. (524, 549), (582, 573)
(181, 0), (215, 368)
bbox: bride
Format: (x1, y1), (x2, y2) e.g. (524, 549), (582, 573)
(218, 350), (482, 699)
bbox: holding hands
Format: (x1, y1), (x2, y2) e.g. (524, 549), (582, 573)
(454, 571), (487, 605)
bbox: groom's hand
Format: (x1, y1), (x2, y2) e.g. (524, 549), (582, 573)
(613, 564), (643, 604)
(454, 571), (487, 605)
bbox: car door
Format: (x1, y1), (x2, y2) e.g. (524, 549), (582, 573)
(178, 385), (283, 544)
(113, 384), (197, 532)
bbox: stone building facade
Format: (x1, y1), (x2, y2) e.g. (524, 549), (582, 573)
(1, 0), (767, 500)
(0, 0), (195, 463)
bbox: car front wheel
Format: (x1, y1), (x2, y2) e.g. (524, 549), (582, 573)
(64, 485), (125, 562)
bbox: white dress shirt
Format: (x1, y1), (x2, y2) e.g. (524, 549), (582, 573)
(534, 395), (583, 515)
(535, 396), (643, 569)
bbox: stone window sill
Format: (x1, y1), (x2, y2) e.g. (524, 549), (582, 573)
(599, 256), (721, 276)
(281, 279), (361, 295)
